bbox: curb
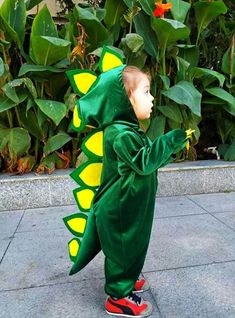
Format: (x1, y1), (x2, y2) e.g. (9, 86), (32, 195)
(1, 160), (235, 212)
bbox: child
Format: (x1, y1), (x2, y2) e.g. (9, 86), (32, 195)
(65, 50), (190, 317)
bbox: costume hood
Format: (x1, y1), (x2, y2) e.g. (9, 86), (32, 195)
(78, 65), (139, 129)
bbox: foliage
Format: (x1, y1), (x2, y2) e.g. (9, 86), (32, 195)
(0, 0), (234, 174)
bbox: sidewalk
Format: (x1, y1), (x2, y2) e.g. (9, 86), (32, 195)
(0, 192), (235, 318)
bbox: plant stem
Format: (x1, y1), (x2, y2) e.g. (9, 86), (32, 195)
(6, 110), (13, 128)
(229, 34), (235, 92)
(15, 107), (22, 127)
(161, 44), (167, 76)
(35, 138), (39, 162)
(40, 82), (44, 99)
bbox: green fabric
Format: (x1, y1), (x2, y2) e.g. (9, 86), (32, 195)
(69, 64), (186, 298)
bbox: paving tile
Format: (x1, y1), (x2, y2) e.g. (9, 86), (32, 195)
(17, 205), (77, 233)
(0, 210), (24, 235)
(211, 211), (235, 231)
(0, 278), (107, 318)
(143, 214), (235, 272)
(188, 192), (235, 213)
(0, 229), (104, 291)
(0, 278), (160, 318)
(145, 261), (235, 318)
(154, 196), (206, 218)
(0, 234), (11, 261)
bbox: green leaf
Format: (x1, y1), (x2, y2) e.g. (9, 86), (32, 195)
(158, 105), (183, 123)
(2, 78), (37, 102)
(104, 0), (126, 29)
(31, 5), (57, 37)
(190, 67), (225, 87)
(25, 0), (43, 11)
(167, 0), (191, 23)
(206, 87), (235, 116)
(19, 64), (65, 76)
(30, 5), (58, 63)
(0, 128), (8, 150)
(162, 81), (202, 116)
(0, 15), (17, 44)
(202, 98), (225, 105)
(32, 36), (71, 66)
(177, 45), (199, 67)
(152, 18), (190, 50)
(0, 57), (5, 76)
(0, 96), (17, 112)
(147, 115), (166, 140)
(126, 50), (147, 69)
(195, 0), (227, 44)
(44, 132), (72, 156)
(2, 82), (19, 103)
(134, 11), (158, 58)
(18, 107), (42, 139)
(122, 0), (132, 8)
(217, 116), (234, 144)
(0, 0), (26, 47)
(167, 118), (180, 130)
(121, 33), (144, 53)
(138, 0), (155, 16)
(74, 6), (109, 51)
(37, 108), (47, 129)
(223, 141), (235, 161)
(175, 56), (190, 82)
(35, 99), (67, 126)
(1, 127), (31, 158)
(222, 46), (235, 78)
(159, 75), (170, 90)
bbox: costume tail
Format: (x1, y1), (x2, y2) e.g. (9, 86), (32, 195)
(68, 209), (101, 275)
(63, 129), (103, 275)
(63, 46), (124, 275)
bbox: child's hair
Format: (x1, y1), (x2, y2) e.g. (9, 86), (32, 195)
(122, 66), (151, 97)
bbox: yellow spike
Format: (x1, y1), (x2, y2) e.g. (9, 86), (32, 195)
(79, 162), (103, 187)
(68, 217), (87, 235)
(69, 239), (80, 257)
(76, 189), (95, 210)
(102, 52), (123, 72)
(84, 131), (103, 157)
(74, 72), (97, 95)
(73, 106), (82, 128)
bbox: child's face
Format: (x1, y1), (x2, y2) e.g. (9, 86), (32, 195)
(129, 76), (154, 120)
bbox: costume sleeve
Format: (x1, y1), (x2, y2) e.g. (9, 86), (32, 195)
(113, 129), (186, 175)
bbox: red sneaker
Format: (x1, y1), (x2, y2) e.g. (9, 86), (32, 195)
(134, 277), (150, 293)
(105, 292), (152, 317)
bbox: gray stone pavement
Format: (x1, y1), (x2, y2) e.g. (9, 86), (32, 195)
(0, 192), (235, 318)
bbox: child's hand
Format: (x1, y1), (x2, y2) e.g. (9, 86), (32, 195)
(185, 129), (195, 151)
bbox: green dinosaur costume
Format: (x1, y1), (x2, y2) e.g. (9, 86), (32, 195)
(63, 47), (187, 299)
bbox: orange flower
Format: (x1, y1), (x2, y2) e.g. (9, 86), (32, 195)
(153, 1), (172, 18)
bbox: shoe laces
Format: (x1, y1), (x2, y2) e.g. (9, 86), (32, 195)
(127, 292), (142, 305)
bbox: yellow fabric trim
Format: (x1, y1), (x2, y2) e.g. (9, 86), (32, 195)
(73, 106), (82, 128)
(76, 189), (95, 210)
(85, 131), (103, 157)
(79, 162), (103, 187)
(102, 52), (123, 72)
(69, 239), (79, 257)
(68, 218), (87, 234)
(74, 73), (97, 95)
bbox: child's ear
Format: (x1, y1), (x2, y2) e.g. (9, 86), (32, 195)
(128, 90), (135, 107)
